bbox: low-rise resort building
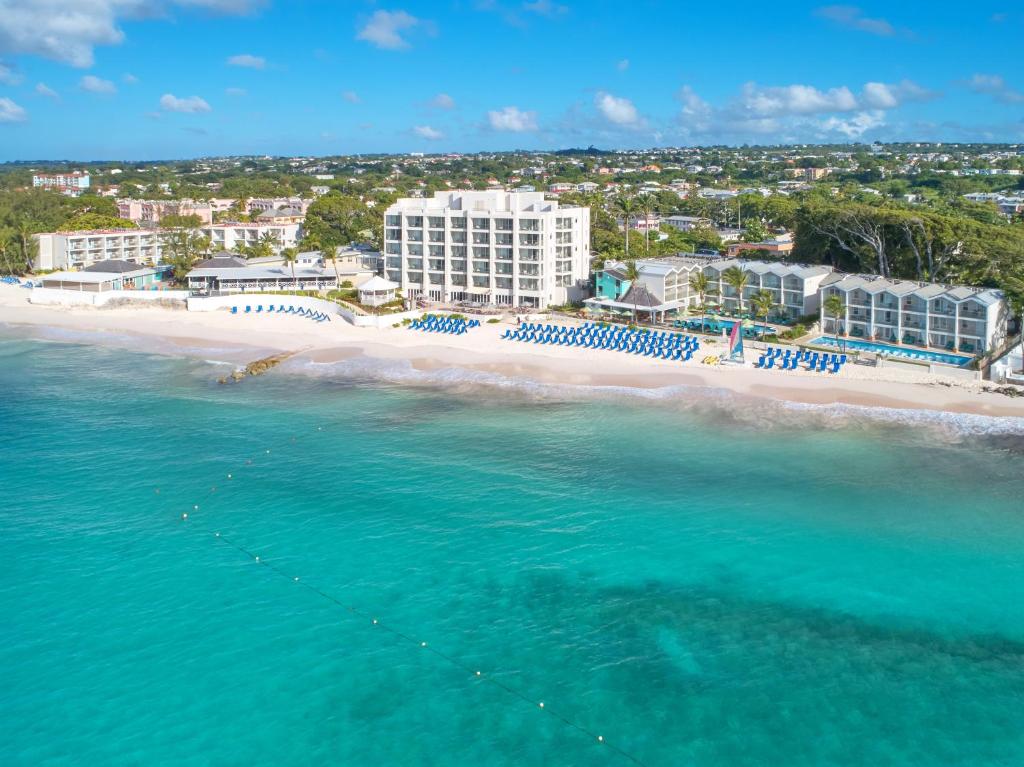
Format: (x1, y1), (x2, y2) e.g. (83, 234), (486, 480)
(186, 255), (337, 294)
(819, 274), (1008, 355)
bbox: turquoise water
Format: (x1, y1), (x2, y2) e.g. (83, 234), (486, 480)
(812, 336), (973, 367)
(3, 331), (1024, 766)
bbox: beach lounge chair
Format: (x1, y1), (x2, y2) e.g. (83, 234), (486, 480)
(231, 306), (238, 314)
(245, 306), (251, 313)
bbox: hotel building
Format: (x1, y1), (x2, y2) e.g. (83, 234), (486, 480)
(383, 190), (591, 308)
(117, 199), (214, 226)
(702, 259), (833, 320)
(34, 229), (162, 270)
(589, 256), (832, 322)
(819, 274), (1008, 355)
(32, 172), (91, 196)
(200, 223), (301, 254)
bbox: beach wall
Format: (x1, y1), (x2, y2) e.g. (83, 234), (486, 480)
(876, 356), (981, 382)
(30, 287), (190, 307)
(187, 294), (341, 317)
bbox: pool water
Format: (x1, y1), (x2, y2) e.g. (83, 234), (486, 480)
(678, 319), (775, 337)
(811, 336), (972, 367)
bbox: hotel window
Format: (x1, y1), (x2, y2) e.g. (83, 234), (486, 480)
(451, 246), (467, 257)
(495, 248), (513, 260)
(428, 216), (445, 228)
(385, 228), (402, 240)
(496, 277), (513, 289)
(473, 261), (490, 274)
(556, 217), (573, 229)
(472, 218), (490, 230)
(519, 248), (540, 261)
(472, 276), (490, 288)
(495, 218), (513, 231)
(407, 230), (423, 242)
(472, 246), (490, 258)
(407, 244), (423, 257)
(519, 219), (540, 232)
(385, 243), (401, 255)
(518, 278), (540, 291)
(451, 260), (467, 272)
(473, 232), (490, 245)
(429, 231), (445, 243)
(428, 245), (445, 257)
(406, 216), (423, 228)
(450, 217), (467, 229)
(519, 233), (540, 247)
(451, 231), (467, 244)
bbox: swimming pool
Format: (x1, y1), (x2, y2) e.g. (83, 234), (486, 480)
(810, 336), (973, 367)
(677, 319), (775, 337)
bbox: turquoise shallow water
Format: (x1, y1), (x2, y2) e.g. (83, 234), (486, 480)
(3, 332), (1024, 766)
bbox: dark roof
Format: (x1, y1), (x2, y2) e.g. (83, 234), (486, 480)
(194, 255), (248, 269)
(604, 267), (628, 280)
(83, 259), (147, 273)
(618, 283), (662, 308)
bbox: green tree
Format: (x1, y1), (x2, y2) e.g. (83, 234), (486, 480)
(823, 293), (846, 348)
(624, 259), (641, 322)
(161, 223), (210, 281)
(614, 194), (636, 259)
(64, 212), (135, 231)
(742, 218), (769, 243)
(281, 247), (298, 293)
(688, 271), (715, 330)
(303, 194), (368, 250)
(750, 289), (776, 339)
(637, 193), (656, 255)
(722, 265), (749, 315)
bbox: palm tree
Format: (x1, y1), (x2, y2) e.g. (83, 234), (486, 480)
(281, 248), (298, 295)
(751, 289), (776, 340)
(823, 293), (846, 349)
(614, 193), (635, 259)
(722, 265), (749, 316)
(688, 271), (715, 331)
(637, 193), (655, 255)
(624, 259), (641, 323)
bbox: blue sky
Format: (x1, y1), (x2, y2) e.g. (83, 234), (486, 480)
(0, 1), (1022, 160)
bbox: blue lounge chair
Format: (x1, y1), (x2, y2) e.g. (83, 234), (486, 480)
(231, 306), (238, 314)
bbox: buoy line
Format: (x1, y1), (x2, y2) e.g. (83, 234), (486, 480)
(166, 429), (649, 767)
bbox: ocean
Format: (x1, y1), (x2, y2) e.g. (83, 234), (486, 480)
(3, 330), (1024, 766)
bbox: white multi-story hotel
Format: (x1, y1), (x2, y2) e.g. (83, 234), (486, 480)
(200, 223), (301, 254)
(383, 190), (591, 308)
(819, 274), (1008, 355)
(117, 199), (214, 226)
(702, 259), (833, 320)
(32, 172), (91, 196)
(34, 229), (162, 270)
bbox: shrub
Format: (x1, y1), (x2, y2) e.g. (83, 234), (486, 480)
(487, 318), (501, 324)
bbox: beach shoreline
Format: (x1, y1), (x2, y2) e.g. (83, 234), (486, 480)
(2, 284), (1023, 419)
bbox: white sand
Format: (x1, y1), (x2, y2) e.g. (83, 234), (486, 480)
(2, 284), (1023, 418)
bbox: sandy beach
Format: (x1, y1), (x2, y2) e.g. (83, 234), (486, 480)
(2, 284), (1023, 419)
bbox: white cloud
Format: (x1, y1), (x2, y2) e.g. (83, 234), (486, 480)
(737, 82), (857, 117)
(430, 92), (455, 109)
(815, 5), (894, 36)
(160, 93), (212, 113)
(616, 58), (629, 71)
(0, 0), (266, 68)
(0, 96), (26, 122)
(35, 81), (58, 98)
(80, 74), (116, 94)
(413, 125), (443, 139)
(818, 109), (886, 138)
(342, 90), (360, 103)
(356, 10), (423, 50)
(963, 73), (1024, 104)
(595, 91), (641, 126)
(0, 61), (21, 85)
(122, 72), (138, 84)
(523, 0), (567, 16)
(227, 53), (265, 69)
(677, 85), (713, 132)
(861, 80), (935, 109)
(225, 86), (246, 96)
(487, 105), (537, 132)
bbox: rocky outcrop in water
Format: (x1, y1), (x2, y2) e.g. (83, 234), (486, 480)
(218, 351), (296, 384)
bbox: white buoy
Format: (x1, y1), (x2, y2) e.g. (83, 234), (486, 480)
(215, 532), (220, 537)
(228, 474), (232, 479)
(193, 505), (199, 510)
(181, 513), (188, 520)
(265, 449), (270, 454)
(294, 576), (299, 582)
(421, 641), (427, 647)
(538, 702), (544, 708)
(475, 671), (481, 676)
(255, 556), (260, 562)
(372, 619), (378, 625)
(597, 736), (604, 743)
